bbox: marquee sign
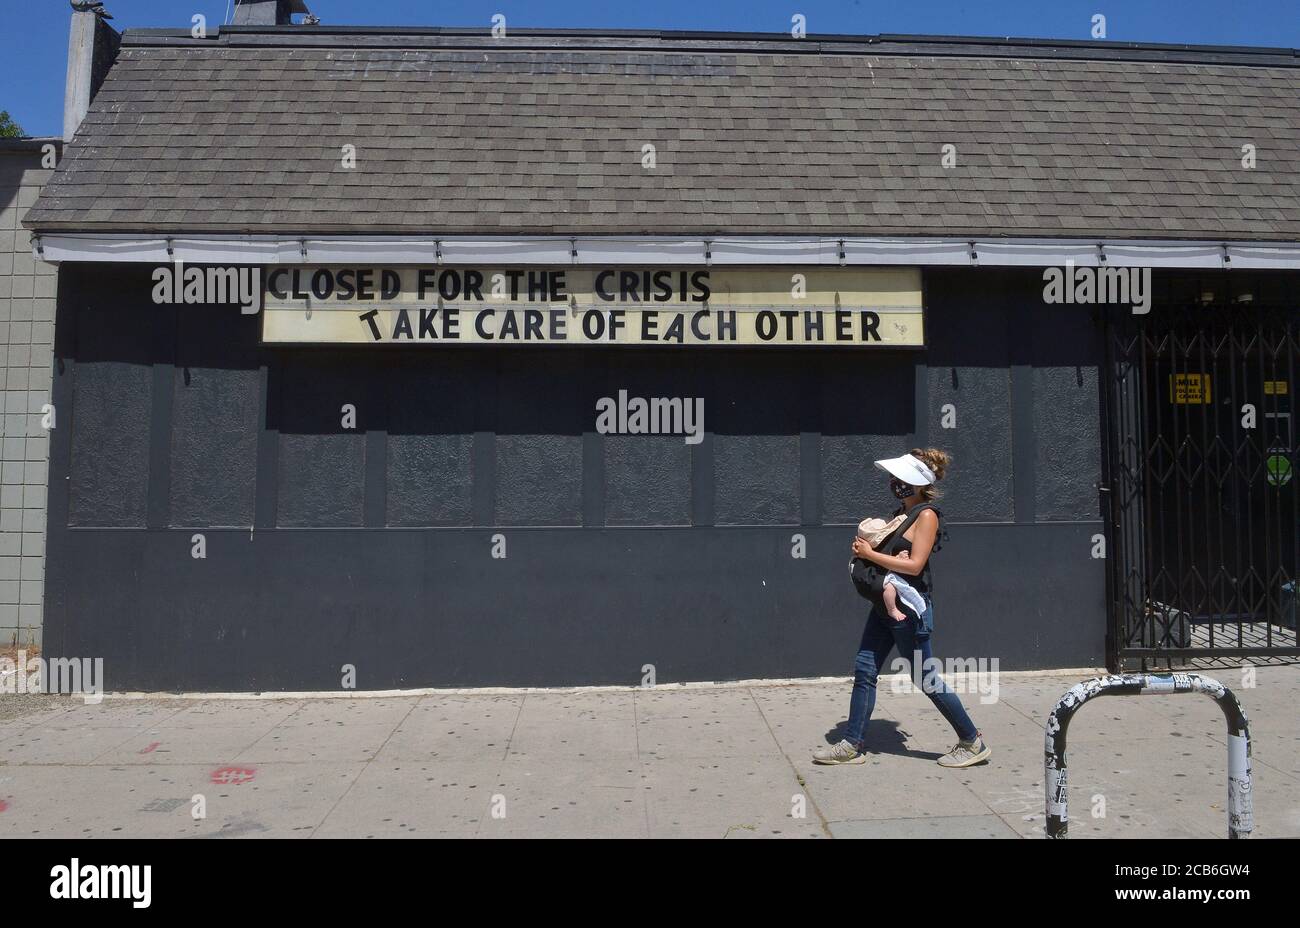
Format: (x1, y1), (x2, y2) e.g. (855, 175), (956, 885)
(260, 267), (924, 347)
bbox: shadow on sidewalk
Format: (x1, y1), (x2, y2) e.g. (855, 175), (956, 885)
(825, 719), (943, 761)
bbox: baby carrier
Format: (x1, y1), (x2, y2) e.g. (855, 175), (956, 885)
(849, 503), (942, 608)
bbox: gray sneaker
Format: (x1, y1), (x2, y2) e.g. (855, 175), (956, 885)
(812, 739), (867, 765)
(937, 733), (991, 768)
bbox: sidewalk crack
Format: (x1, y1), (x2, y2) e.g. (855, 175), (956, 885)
(748, 687), (833, 838)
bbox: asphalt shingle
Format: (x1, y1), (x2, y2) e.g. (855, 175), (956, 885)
(23, 33), (1300, 240)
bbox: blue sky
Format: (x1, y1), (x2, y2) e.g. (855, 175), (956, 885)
(3, 0), (1299, 137)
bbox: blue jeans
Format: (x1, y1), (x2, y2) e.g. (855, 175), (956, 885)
(843, 597), (978, 747)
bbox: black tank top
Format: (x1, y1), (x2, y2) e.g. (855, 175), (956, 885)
(888, 504), (940, 596)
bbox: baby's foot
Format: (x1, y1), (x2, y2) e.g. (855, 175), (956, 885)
(886, 606), (908, 622)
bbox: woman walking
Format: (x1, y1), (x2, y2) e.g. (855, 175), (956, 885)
(813, 448), (991, 768)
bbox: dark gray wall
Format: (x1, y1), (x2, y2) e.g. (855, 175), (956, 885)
(43, 264), (1107, 691)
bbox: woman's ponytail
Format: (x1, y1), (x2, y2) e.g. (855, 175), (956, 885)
(909, 448), (952, 501)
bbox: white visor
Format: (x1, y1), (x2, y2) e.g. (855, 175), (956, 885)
(874, 454), (936, 487)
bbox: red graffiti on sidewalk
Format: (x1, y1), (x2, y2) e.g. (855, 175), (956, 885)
(0, 799), (8, 813)
(139, 742), (161, 754)
(209, 766), (256, 786)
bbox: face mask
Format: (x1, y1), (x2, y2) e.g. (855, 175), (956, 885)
(891, 478), (915, 500)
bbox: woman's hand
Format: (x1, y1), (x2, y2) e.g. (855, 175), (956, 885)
(851, 537), (876, 560)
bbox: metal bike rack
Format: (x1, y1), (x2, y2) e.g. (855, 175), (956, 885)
(1044, 672), (1253, 839)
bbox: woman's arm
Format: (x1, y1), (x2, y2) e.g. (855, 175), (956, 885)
(850, 509), (938, 576)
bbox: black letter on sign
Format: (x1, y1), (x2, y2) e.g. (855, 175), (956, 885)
(804, 310), (824, 341)
(392, 308), (414, 340)
(755, 310), (777, 341)
(463, 270), (484, 301)
(691, 270), (711, 302)
(716, 311), (736, 341)
(594, 271), (616, 302)
(608, 310), (627, 339)
(359, 309), (383, 341)
(689, 310), (709, 342)
(475, 309), (495, 340)
(835, 311), (852, 341)
(439, 270), (462, 301)
(860, 311), (881, 342)
(267, 269), (289, 300)
(311, 269), (334, 300)
(417, 269), (437, 300)
(523, 309), (544, 340)
(779, 309), (798, 341)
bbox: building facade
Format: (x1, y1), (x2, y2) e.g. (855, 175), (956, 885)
(21, 14), (1300, 690)
(1, 139), (59, 650)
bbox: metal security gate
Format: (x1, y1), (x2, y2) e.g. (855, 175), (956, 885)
(1103, 296), (1300, 669)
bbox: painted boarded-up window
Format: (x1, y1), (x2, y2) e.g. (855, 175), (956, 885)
(67, 304), (152, 527)
(275, 353), (368, 527)
(169, 308), (260, 527)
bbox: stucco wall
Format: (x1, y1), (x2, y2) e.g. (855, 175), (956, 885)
(43, 263), (1109, 690)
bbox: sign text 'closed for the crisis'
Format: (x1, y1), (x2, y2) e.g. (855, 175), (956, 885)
(260, 267), (924, 347)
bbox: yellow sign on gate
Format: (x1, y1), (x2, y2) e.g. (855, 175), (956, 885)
(1170, 373), (1211, 404)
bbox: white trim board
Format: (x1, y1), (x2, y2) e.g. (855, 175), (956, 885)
(28, 233), (1300, 269)
(90, 667), (1108, 701)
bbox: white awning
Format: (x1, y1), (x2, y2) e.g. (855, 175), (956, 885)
(28, 233), (1300, 270)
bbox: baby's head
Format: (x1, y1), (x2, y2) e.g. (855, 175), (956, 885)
(856, 517), (889, 541)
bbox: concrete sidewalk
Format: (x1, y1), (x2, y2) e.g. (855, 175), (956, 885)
(0, 665), (1297, 838)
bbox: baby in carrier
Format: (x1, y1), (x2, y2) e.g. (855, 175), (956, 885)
(856, 514), (927, 623)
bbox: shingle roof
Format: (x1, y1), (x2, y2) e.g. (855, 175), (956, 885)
(24, 29), (1300, 240)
